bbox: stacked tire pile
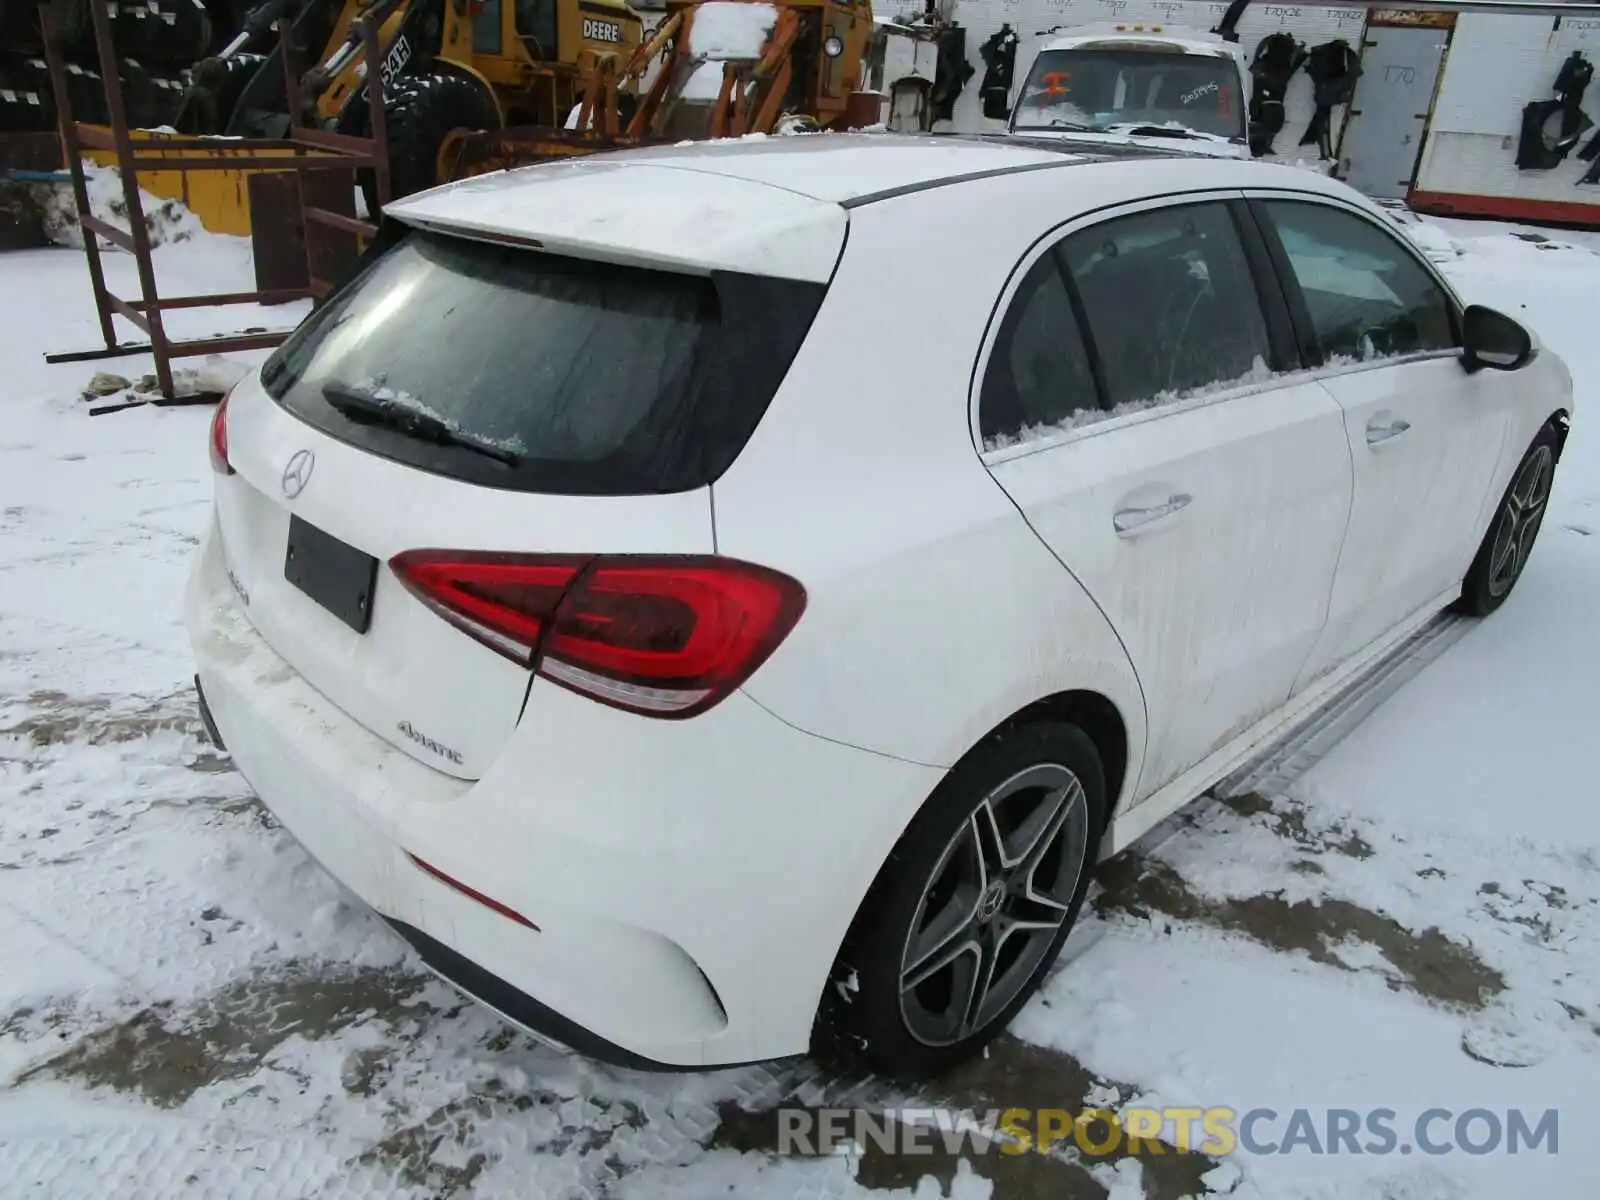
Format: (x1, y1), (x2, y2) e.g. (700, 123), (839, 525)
(0, 0), (229, 133)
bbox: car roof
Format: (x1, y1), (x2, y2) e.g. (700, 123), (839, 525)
(384, 134), (1362, 281)
(1035, 25), (1246, 61)
(579, 133), (1173, 204)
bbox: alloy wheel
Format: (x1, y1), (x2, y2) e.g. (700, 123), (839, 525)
(898, 763), (1090, 1047)
(1487, 444), (1554, 598)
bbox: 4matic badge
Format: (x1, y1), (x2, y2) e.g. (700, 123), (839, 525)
(398, 720), (464, 765)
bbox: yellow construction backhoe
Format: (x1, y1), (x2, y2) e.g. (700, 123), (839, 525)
(438, 0), (879, 184)
(177, 0), (646, 196)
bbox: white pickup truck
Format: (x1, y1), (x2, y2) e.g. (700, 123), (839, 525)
(1007, 24), (1253, 159)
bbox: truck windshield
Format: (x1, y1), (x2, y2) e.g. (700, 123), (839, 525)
(1010, 47), (1245, 141)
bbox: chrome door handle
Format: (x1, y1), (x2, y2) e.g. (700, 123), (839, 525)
(1114, 493), (1192, 534)
(1366, 417), (1412, 445)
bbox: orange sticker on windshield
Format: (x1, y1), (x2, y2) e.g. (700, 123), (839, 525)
(1042, 70), (1073, 97)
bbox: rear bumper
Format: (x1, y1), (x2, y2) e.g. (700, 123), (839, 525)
(185, 517), (942, 1067)
(198, 675), (650, 1063)
(383, 919), (682, 1070)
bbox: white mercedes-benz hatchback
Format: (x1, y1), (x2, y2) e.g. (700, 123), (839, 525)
(188, 134), (1573, 1078)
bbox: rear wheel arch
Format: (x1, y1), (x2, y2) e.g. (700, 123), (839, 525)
(991, 689), (1130, 823)
(1549, 409), (1571, 459)
(813, 716), (1110, 1075)
(810, 688), (1129, 1062)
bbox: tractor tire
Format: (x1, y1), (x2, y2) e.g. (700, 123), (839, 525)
(139, 0), (212, 67)
(38, 0), (91, 52)
(149, 71), (190, 129)
(0, 55), (53, 132)
(110, 0), (160, 60)
(119, 59), (187, 130)
(201, 0), (255, 53)
(62, 60), (109, 126)
(0, 3), (36, 51)
(381, 73), (501, 204)
(174, 52), (266, 134)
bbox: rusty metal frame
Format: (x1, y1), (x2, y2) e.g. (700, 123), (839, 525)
(39, 3), (392, 397)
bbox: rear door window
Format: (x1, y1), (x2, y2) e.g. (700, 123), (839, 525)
(1060, 202), (1272, 409)
(259, 231), (826, 495)
(978, 253), (1100, 448)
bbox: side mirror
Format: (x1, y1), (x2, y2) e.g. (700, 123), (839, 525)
(1461, 304), (1535, 373)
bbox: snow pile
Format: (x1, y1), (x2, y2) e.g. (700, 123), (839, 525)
(1378, 203), (1468, 261)
(41, 162), (204, 251)
(1405, 221), (1466, 262)
(680, 60), (731, 102)
(1283, 156), (1339, 176)
(77, 355), (250, 403)
(688, 1), (777, 59)
(169, 355), (252, 398)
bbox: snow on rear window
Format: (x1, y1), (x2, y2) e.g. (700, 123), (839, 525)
(348, 379), (531, 456)
(689, 1), (777, 59)
(259, 230), (831, 496)
(260, 233), (714, 492)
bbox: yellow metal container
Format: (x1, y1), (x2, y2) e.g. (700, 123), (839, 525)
(80, 126), (342, 237)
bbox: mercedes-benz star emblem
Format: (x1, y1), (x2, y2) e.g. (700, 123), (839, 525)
(977, 880), (1006, 923)
(281, 449), (316, 499)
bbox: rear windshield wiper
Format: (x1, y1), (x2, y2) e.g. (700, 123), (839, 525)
(321, 382), (521, 466)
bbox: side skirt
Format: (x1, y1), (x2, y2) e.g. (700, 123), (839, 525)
(1102, 587), (1465, 857)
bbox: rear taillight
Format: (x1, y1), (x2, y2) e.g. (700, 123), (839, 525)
(390, 551), (806, 718)
(389, 551), (591, 664)
(209, 390), (234, 475)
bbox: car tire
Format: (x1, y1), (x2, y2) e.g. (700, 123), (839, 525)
(1457, 423), (1560, 617)
(813, 721), (1106, 1079)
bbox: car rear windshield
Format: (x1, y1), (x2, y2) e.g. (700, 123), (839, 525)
(259, 230), (828, 495)
(1011, 48), (1245, 140)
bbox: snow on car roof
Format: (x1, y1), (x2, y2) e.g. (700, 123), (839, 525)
(602, 133), (1097, 203)
(391, 133), (1151, 220)
(384, 135), (1113, 280)
(384, 134), (1352, 279)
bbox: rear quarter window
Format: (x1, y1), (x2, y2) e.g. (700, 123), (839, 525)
(259, 231), (827, 495)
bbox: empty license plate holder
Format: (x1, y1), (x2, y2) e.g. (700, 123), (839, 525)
(284, 515), (379, 634)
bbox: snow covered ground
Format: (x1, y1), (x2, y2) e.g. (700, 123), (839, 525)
(0, 202), (1597, 1199)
